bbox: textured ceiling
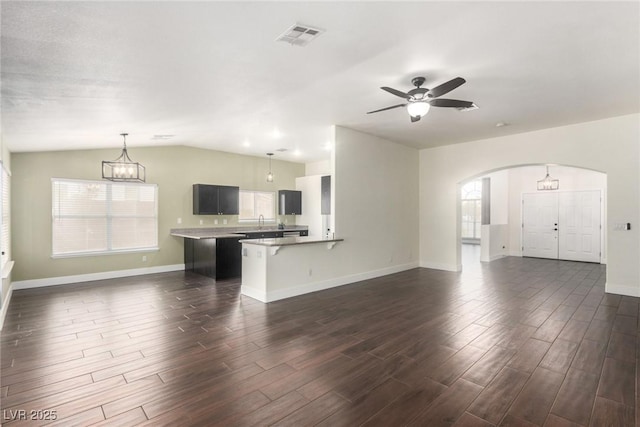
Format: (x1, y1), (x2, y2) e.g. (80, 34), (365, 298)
(1, 1), (639, 163)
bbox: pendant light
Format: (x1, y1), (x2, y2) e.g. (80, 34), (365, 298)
(537, 165), (559, 190)
(266, 153), (274, 182)
(102, 133), (146, 182)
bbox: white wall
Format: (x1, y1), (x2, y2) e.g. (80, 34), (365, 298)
(488, 169), (509, 224)
(334, 126), (420, 274)
(306, 159), (332, 176)
(420, 114), (639, 296)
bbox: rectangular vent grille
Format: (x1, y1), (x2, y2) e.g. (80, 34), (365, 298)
(276, 23), (324, 47)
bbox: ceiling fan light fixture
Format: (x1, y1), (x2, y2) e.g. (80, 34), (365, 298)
(407, 101), (430, 118)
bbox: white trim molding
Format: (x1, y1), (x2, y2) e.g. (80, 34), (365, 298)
(605, 282), (640, 298)
(11, 264), (185, 291)
(419, 261), (462, 272)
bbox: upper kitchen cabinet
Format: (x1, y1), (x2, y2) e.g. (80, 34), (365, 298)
(278, 190), (302, 215)
(321, 175), (331, 215)
(193, 184), (239, 215)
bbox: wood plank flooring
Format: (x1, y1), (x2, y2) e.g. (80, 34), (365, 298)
(1, 255), (637, 426)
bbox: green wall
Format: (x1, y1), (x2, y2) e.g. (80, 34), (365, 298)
(11, 145), (305, 282)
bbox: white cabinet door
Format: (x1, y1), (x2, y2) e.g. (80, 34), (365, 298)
(523, 193), (559, 259)
(558, 191), (601, 262)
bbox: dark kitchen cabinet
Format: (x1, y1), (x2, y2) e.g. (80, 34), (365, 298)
(278, 190), (302, 215)
(321, 175), (331, 215)
(184, 236), (242, 280)
(244, 231), (284, 239)
(193, 184), (239, 215)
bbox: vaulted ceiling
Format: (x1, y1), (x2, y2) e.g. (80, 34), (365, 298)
(2, 1), (638, 163)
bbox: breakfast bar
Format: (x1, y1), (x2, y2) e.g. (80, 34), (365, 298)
(240, 236), (344, 303)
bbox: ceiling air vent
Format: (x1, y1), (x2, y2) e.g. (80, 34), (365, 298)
(276, 23), (324, 47)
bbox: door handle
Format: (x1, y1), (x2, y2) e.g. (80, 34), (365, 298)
(554, 228), (558, 231)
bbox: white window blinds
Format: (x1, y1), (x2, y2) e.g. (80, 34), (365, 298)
(52, 179), (158, 256)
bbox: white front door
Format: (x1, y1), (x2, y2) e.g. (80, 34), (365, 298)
(558, 191), (601, 262)
(522, 193), (559, 259)
(522, 191), (601, 262)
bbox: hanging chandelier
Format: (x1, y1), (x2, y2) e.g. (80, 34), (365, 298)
(537, 165), (559, 190)
(102, 133), (146, 182)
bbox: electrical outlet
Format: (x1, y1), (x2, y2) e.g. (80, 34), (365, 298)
(214, 219), (218, 225)
(142, 255), (147, 262)
(177, 217), (182, 224)
(199, 219), (204, 225)
(223, 219), (228, 225)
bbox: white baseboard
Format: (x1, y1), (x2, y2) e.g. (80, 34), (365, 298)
(0, 283), (14, 331)
(605, 282), (640, 297)
(11, 264), (185, 291)
(242, 262), (419, 303)
(419, 261), (461, 272)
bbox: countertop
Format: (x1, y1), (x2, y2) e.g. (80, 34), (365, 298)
(239, 236), (343, 247)
(170, 225), (308, 240)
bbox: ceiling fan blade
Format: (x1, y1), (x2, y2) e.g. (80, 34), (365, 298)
(381, 87), (411, 100)
(410, 115), (421, 123)
(429, 99), (474, 108)
(427, 77), (466, 98)
(366, 103), (407, 114)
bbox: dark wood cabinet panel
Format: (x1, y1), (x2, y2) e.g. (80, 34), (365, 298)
(193, 184), (239, 215)
(278, 190), (302, 215)
(217, 186), (240, 215)
(215, 237), (242, 279)
(244, 231), (284, 239)
(184, 237), (242, 279)
(321, 175), (331, 215)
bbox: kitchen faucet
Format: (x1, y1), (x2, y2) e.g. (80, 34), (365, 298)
(258, 214), (264, 230)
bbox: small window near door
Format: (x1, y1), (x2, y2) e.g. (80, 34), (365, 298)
(461, 180), (482, 241)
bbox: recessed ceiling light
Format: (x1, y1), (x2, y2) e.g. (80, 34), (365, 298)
(242, 140), (250, 147)
(271, 128), (282, 138)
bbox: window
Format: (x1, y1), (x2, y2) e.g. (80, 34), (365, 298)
(239, 190), (275, 222)
(461, 180), (482, 240)
(52, 178), (158, 256)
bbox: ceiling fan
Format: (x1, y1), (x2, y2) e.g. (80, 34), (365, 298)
(367, 76), (476, 122)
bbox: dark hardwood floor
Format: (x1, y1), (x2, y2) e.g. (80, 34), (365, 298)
(1, 254), (637, 426)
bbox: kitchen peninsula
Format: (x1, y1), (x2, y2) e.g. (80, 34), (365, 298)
(170, 226), (309, 280)
(241, 235), (344, 303)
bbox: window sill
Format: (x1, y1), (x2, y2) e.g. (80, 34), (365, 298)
(2, 260), (14, 279)
(51, 247), (159, 259)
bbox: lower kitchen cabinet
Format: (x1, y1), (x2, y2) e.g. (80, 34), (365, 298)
(184, 237), (242, 280)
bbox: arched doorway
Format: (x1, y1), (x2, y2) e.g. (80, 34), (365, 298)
(459, 164), (607, 272)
